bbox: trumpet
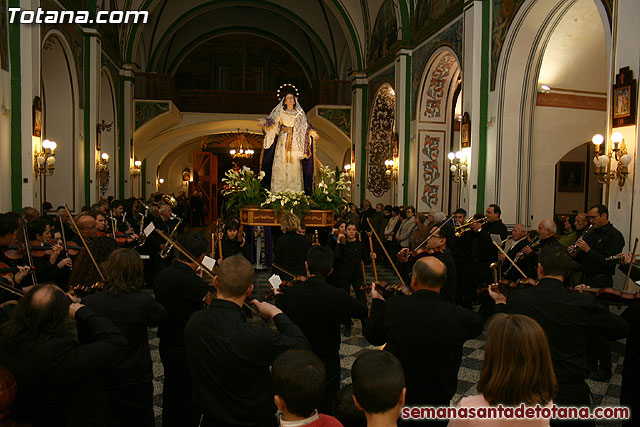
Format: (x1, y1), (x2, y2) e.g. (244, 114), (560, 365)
(455, 217), (487, 237)
(159, 214), (183, 259)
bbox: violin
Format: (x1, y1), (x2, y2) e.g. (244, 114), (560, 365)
(263, 275), (307, 301)
(69, 281), (104, 297)
(361, 281), (412, 299)
(477, 278), (535, 296)
(96, 230), (132, 245)
(397, 247), (442, 263)
(573, 285), (640, 305)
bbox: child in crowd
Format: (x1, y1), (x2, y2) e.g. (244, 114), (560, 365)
(351, 350), (406, 427)
(272, 350), (343, 426)
(216, 219), (249, 262)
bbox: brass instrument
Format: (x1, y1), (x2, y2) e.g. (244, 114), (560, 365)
(161, 194), (178, 208)
(135, 203), (150, 248)
(455, 217), (487, 237)
(568, 224), (593, 255)
(159, 213), (183, 259)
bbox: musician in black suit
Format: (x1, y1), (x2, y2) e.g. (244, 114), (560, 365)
(155, 233), (212, 427)
(365, 256), (485, 426)
(275, 245), (367, 414)
(470, 204), (508, 289)
(490, 245), (629, 426)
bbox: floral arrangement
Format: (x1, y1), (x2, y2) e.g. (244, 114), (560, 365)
(262, 190), (311, 219)
(223, 165), (349, 219)
(221, 166), (267, 214)
(309, 166), (350, 214)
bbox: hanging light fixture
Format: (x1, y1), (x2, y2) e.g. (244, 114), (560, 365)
(229, 129), (255, 159)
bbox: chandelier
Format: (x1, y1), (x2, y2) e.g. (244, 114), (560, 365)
(229, 129), (255, 159)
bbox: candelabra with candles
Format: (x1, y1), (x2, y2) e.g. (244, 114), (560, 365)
(131, 159), (142, 178)
(591, 132), (632, 188)
(34, 139), (57, 177)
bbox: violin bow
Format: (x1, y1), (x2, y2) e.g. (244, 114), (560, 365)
(21, 220), (38, 286)
(367, 231), (378, 282)
(64, 205), (105, 282)
(367, 218), (407, 288)
(271, 263), (298, 279)
(0, 280), (25, 298)
(493, 241), (527, 280)
(357, 231), (367, 286)
(58, 215), (72, 268)
(624, 238), (639, 293)
(155, 229), (259, 315)
(413, 214), (456, 252)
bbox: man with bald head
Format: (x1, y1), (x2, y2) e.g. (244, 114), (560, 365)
(0, 284), (127, 425)
(522, 219), (565, 278)
(364, 256), (484, 424)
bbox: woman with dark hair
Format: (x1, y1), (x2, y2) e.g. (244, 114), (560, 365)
(215, 218), (249, 262)
(449, 314), (556, 426)
(68, 236), (120, 292)
(80, 248), (166, 427)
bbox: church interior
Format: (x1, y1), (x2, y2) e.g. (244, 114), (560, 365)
(0, 0), (639, 426)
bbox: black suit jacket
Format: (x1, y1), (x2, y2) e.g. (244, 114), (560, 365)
(495, 278), (629, 385)
(275, 276), (366, 362)
(0, 307), (127, 426)
(364, 290), (485, 405)
(185, 299), (309, 426)
(472, 219), (508, 263)
(274, 232), (312, 279)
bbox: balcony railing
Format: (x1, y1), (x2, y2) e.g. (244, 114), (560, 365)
(134, 73), (351, 114)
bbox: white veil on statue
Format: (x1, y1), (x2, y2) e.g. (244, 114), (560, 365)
(263, 96), (311, 160)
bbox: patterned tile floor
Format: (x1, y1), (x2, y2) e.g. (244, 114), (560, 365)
(148, 264), (626, 426)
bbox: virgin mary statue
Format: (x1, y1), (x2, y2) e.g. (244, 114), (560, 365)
(258, 90), (319, 194)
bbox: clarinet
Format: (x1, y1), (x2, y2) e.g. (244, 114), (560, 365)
(568, 224), (593, 255)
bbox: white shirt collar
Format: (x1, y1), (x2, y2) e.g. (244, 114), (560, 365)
(280, 411), (320, 426)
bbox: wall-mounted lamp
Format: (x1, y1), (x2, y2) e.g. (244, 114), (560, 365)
(384, 158), (398, 182)
(97, 152), (110, 195)
(158, 178), (165, 185)
(448, 149), (469, 184)
(537, 84), (551, 93)
(592, 132), (632, 188)
(34, 139), (57, 177)
(131, 159), (142, 178)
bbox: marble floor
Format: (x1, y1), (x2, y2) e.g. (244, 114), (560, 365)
(148, 263), (627, 426)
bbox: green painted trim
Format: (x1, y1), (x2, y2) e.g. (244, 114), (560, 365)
(398, 1), (411, 41)
(126, 0), (155, 61)
(118, 78), (126, 198)
(83, 36), (91, 206)
(360, 86), (368, 202)
(9, 0), (21, 211)
(147, 0), (336, 77)
(403, 54), (412, 204)
(141, 159), (147, 199)
(329, 0), (363, 69)
(166, 27), (314, 85)
(476, 0), (489, 212)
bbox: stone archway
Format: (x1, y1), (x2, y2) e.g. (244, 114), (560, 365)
(415, 47), (461, 213)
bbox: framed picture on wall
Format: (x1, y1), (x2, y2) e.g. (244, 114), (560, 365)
(557, 162), (584, 193)
(33, 96), (42, 137)
(460, 112), (471, 148)
(612, 67), (636, 127)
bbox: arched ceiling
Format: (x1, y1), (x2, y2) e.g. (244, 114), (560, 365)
(538, 0), (607, 92)
(126, 0), (380, 78)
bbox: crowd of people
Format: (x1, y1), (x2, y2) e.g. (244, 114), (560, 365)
(0, 197), (637, 426)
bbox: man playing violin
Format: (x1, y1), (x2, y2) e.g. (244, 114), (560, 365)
(365, 256), (485, 426)
(275, 245), (367, 414)
(155, 233), (213, 427)
(490, 245), (628, 426)
(68, 214), (97, 246)
(107, 200), (135, 236)
(94, 211), (107, 233)
(23, 218), (72, 287)
(0, 213), (31, 290)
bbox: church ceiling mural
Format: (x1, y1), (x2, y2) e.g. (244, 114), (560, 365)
(414, 0), (462, 38)
(367, 0), (398, 66)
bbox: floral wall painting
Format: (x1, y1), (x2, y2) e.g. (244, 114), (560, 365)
(366, 83), (395, 197)
(419, 131), (442, 209)
(367, 0), (398, 66)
